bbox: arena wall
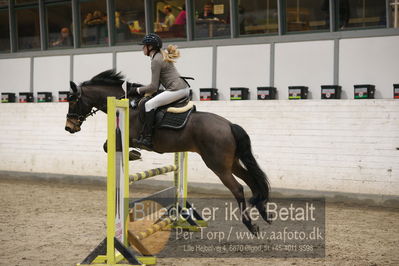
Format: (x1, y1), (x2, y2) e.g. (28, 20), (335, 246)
(1, 36), (399, 101)
(0, 58), (31, 94)
(0, 100), (397, 198)
(33, 56), (70, 93)
(339, 36), (399, 99)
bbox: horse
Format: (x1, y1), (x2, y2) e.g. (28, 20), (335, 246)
(65, 69), (271, 235)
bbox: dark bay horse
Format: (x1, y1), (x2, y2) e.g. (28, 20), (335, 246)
(65, 69), (271, 234)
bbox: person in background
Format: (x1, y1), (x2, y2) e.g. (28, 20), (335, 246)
(174, 4), (187, 25)
(163, 5), (175, 28)
(198, 1), (216, 19)
(90, 10), (107, 25)
(115, 11), (133, 40)
(115, 11), (123, 29)
(83, 12), (93, 25)
(51, 27), (73, 47)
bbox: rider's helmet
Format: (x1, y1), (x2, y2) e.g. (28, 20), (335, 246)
(140, 33), (162, 50)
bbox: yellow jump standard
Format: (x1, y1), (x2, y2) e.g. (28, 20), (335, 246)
(77, 97), (206, 266)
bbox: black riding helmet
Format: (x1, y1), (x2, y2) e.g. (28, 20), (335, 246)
(140, 33), (162, 51)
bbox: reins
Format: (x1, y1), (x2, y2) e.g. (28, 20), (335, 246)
(66, 86), (126, 123)
(87, 93), (127, 118)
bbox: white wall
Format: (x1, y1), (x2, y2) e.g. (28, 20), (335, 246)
(0, 100), (398, 197)
(197, 100), (398, 197)
(179, 47), (213, 100)
(73, 53), (113, 84)
(217, 44), (270, 100)
(339, 36), (399, 99)
(33, 56), (70, 96)
(0, 102), (108, 176)
(116, 51), (151, 85)
(0, 58), (31, 94)
(274, 40), (334, 100)
(2, 36), (399, 102)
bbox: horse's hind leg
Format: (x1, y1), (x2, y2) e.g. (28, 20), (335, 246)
(199, 154), (259, 235)
(219, 171), (259, 235)
(232, 159), (260, 205)
(232, 160), (272, 224)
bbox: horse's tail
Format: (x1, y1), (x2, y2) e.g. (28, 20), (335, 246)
(230, 123), (270, 205)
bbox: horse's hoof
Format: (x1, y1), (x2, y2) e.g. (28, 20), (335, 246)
(250, 224), (260, 236)
(103, 142), (108, 153)
(129, 149), (141, 161)
(266, 213), (274, 224)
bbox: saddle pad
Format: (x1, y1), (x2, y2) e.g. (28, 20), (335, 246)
(157, 107), (194, 130)
(167, 101), (194, 113)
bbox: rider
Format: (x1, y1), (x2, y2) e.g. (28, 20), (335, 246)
(132, 33), (189, 148)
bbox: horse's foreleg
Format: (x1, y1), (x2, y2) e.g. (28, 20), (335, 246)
(102, 139), (141, 161)
(103, 140), (107, 153)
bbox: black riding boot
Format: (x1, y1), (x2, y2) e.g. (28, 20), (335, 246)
(138, 109), (155, 149)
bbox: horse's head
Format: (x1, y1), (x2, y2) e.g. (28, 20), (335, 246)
(65, 69), (136, 134)
(65, 81), (95, 133)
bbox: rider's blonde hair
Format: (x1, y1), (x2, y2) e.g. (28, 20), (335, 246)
(161, 45), (180, 63)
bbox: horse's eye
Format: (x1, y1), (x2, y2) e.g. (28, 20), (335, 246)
(68, 94), (78, 102)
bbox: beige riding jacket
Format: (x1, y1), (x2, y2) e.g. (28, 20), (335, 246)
(139, 52), (186, 94)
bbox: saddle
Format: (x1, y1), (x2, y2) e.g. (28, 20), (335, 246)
(155, 97), (196, 130)
(135, 94), (196, 130)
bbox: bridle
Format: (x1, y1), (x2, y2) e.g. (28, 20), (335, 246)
(66, 105), (102, 125)
(66, 86), (125, 125)
(66, 83), (142, 126)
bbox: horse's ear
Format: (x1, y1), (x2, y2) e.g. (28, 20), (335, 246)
(122, 80), (128, 94)
(70, 81), (78, 93)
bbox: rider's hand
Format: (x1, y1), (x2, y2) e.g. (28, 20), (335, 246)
(127, 86), (139, 97)
(135, 87), (142, 95)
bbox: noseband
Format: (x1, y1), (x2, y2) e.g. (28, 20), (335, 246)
(66, 106), (101, 124)
(66, 86), (126, 124)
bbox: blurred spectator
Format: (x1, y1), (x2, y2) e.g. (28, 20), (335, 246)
(86, 10), (107, 25)
(51, 27), (72, 47)
(82, 10), (108, 45)
(83, 12), (93, 25)
(198, 1), (217, 19)
(163, 5), (175, 27)
(175, 4), (186, 25)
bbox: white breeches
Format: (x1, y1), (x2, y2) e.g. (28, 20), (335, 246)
(145, 87), (190, 112)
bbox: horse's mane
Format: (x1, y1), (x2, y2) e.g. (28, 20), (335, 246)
(81, 69), (125, 87)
